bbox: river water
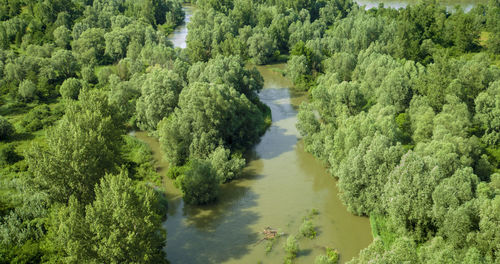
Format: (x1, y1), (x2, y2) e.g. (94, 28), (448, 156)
(134, 2), (479, 262)
(356, 0), (485, 12)
(139, 6), (372, 264)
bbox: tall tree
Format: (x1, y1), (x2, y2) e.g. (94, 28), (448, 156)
(27, 89), (122, 204)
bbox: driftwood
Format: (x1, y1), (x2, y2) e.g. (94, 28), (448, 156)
(255, 227), (284, 245)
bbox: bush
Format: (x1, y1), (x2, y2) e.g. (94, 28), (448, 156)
(299, 219), (317, 239)
(0, 116), (14, 140)
(179, 159), (219, 205)
(284, 235), (299, 261)
(0, 143), (22, 165)
(167, 164), (190, 180)
(314, 247), (339, 264)
(60, 78), (82, 100)
(20, 105), (60, 132)
(18, 80), (37, 101)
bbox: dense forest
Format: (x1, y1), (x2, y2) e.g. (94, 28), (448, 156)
(0, 0), (499, 263)
(0, 0), (271, 262)
(185, 0), (500, 261)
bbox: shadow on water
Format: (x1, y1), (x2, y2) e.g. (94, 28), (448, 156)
(298, 248), (313, 258)
(253, 125), (297, 160)
(165, 181), (261, 264)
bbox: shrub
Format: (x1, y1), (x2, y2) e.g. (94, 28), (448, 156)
(0, 116), (14, 140)
(0, 143), (22, 165)
(314, 247), (339, 264)
(167, 164), (190, 180)
(299, 219), (316, 239)
(284, 235), (299, 261)
(20, 105), (60, 132)
(18, 80), (37, 101)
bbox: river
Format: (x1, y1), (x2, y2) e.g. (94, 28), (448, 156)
(135, 62), (373, 263)
(134, 2), (480, 263)
(356, 0), (486, 12)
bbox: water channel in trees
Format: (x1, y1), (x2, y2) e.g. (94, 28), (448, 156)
(134, 1), (481, 262)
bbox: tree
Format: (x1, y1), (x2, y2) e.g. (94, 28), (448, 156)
(287, 55), (312, 90)
(86, 172), (166, 263)
(432, 168), (479, 247)
(18, 79), (37, 101)
(208, 146), (245, 183)
(71, 28), (106, 65)
(247, 29), (276, 65)
(59, 78), (82, 100)
(376, 61), (420, 113)
(408, 95), (435, 143)
(337, 134), (404, 215)
(135, 68), (183, 131)
(475, 81), (500, 145)
(27, 89), (122, 204)
(51, 49), (79, 81)
(187, 55), (263, 101)
(53, 25), (71, 49)
(46, 172), (167, 263)
(349, 236), (418, 264)
(384, 151), (444, 240)
(158, 82), (264, 165)
(179, 159), (219, 205)
(475, 193), (500, 260)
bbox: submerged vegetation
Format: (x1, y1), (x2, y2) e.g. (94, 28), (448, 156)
(0, 0), (499, 262)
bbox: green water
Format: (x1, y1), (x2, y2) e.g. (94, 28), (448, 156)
(134, 64), (373, 263)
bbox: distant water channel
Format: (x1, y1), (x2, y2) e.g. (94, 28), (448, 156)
(356, 0), (485, 11)
(133, 1), (482, 262)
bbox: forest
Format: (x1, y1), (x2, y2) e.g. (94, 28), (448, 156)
(0, 0), (499, 263)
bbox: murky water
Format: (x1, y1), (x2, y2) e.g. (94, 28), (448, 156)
(138, 2), (498, 262)
(134, 64), (373, 263)
(168, 5), (194, 49)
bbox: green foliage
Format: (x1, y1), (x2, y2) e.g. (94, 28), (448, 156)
(0, 143), (21, 165)
(20, 104), (63, 132)
(158, 81), (264, 166)
(72, 28), (106, 65)
(18, 79), (37, 101)
(120, 135), (163, 186)
(167, 164), (190, 180)
(284, 235), (299, 261)
(0, 115), (14, 140)
(369, 214), (397, 249)
(179, 159), (219, 205)
(315, 247), (339, 264)
(53, 26), (71, 49)
(59, 78), (82, 100)
(475, 81), (500, 146)
(338, 134), (404, 215)
(45, 171), (167, 263)
(208, 146), (245, 183)
(289, 1), (500, 262)
(299, 219), (316, 239)
(27, 90), (123, 204)
(0, 1), (189, 262)
(136, 68), (183, 131)
(247, 30), (276, 65)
